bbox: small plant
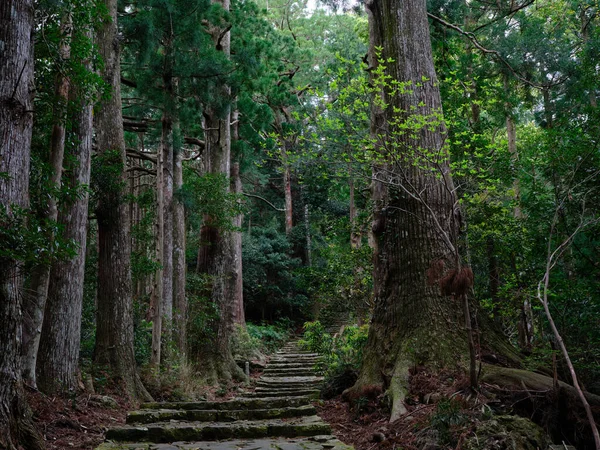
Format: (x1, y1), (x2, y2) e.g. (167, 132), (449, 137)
(430, 398), (467, 446)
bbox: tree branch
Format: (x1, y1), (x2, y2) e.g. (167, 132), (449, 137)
(242, 192), (285, 212)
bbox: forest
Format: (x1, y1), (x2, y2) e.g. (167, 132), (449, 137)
(1, 0), (599, 448)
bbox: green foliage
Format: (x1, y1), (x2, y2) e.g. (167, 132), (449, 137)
(180, 171), (244, 232)
(242, 222), (308, 321)
(430, 398), (468, 446)
(298, 321), (333, 355)
(230, 322), (289, 360)
(299, 321), (369, 397)
(186, 273), (220, 357)
(247, 322), (289, 353)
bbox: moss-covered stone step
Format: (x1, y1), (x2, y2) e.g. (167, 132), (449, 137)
(269, 356), (320, 362)
(140, 397), (311, 411)
(263, 368), (317, 376)
(257, 376), (324, 385)
(242, 389), (320, 399)
(266, 363), (317, 370)
(274, 352), (319, 358)
(252, 388), (321, 397)
(105, 416), (331, 443)
(127, 405), (317, 424)
(97, 435), (353, 449)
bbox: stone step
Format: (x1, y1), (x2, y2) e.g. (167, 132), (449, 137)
(127, 404), (317, 424)
(97, 435), (353, 449)
(274, 352), (319, 358)
(258, 376), (324, 385)
(105, 415), (331, 443)
(242, 389), (320, 399)
(263, 369), (317, 376)
(268, 359), (320, 365)
(265, 363), (316, 370)
(140, 396), (311, 411)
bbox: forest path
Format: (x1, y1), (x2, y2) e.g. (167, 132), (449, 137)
(96, 339), (352, 449)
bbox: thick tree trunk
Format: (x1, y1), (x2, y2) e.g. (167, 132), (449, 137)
(22, 17), (72, 388)
(351, 0), (465, 421)
(0, 0), (44, 447)
(195, 0), (244, 381)
(173, 141), (187, 353)
(231, 162), (245, 326)
(37, 85), (93, 394)
(93, 0), (151, 401)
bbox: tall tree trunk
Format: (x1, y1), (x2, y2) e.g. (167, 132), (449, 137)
(0, 0), (44, 447)
(173, 134), (187, 353)
(351, 0), (465, 421)
(93, 0), (151, 401)
(22, 16), (72, 388)
(196, 0), (244, 381)
(161, 107), (174, 343)
(151, 142), (164, 367)
(349, 168), (361, 249)
(37, 82), (93, 394)
(231, 162), (245, 326)
(283, 160), (293, 235)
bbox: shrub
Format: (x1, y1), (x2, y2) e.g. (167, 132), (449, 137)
(299, 320), (369, 398)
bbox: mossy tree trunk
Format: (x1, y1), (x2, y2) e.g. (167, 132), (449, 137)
(0, 0), (44, 447)
(351, 0), (467, 421)
(196, 0), (244, 382)
(37, 82), (93, 394)
(93, 0), (151, 402)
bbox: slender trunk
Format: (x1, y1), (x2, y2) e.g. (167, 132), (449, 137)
(231, 162), (245, 326)
(304, 202), (312, 267)
(539, 269), (600, 449)
(349, 170), (361, 249)
(151, 144), (164, 367)
(93, 0), (151, 401)
(162, 108), (174, 340)
(504, 75), (522, 219)
(37, 81), (93, 394)
(284, 161), (293, 235)
(22, 16), (72, 388)
(173, 120), (187, 355)
(0, 0), (44, 447)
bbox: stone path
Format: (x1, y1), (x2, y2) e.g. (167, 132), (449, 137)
(96, 340), (352, 450)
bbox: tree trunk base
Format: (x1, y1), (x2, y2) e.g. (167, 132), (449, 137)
(0, 390), (45, 450)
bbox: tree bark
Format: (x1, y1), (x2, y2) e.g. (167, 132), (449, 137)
(161, 108), (174, 341)
(161, 51), (175, 344)
(351, 0), (465, 421)
(37, 82), (93, 394)
(173, 135), (187, 353)
(231, 162), (245, 326)
(22, 15), (72, 388)
(0, 0), (44, 447)
(93, 0), (151, 401)
(151, 137), (164, 367)
(195, 0), (244, 381)
(283, 161), (293, 235)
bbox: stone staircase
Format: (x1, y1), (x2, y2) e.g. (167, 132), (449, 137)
(96, 339), (351, 450)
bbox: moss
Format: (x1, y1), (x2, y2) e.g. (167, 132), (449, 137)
(463, 415), (550, 450)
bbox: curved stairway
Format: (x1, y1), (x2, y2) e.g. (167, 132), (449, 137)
(97, 340), (352, 450)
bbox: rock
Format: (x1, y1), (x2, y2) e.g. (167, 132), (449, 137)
(463, 415), (550, 450)
(90, 395), (120, 409)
